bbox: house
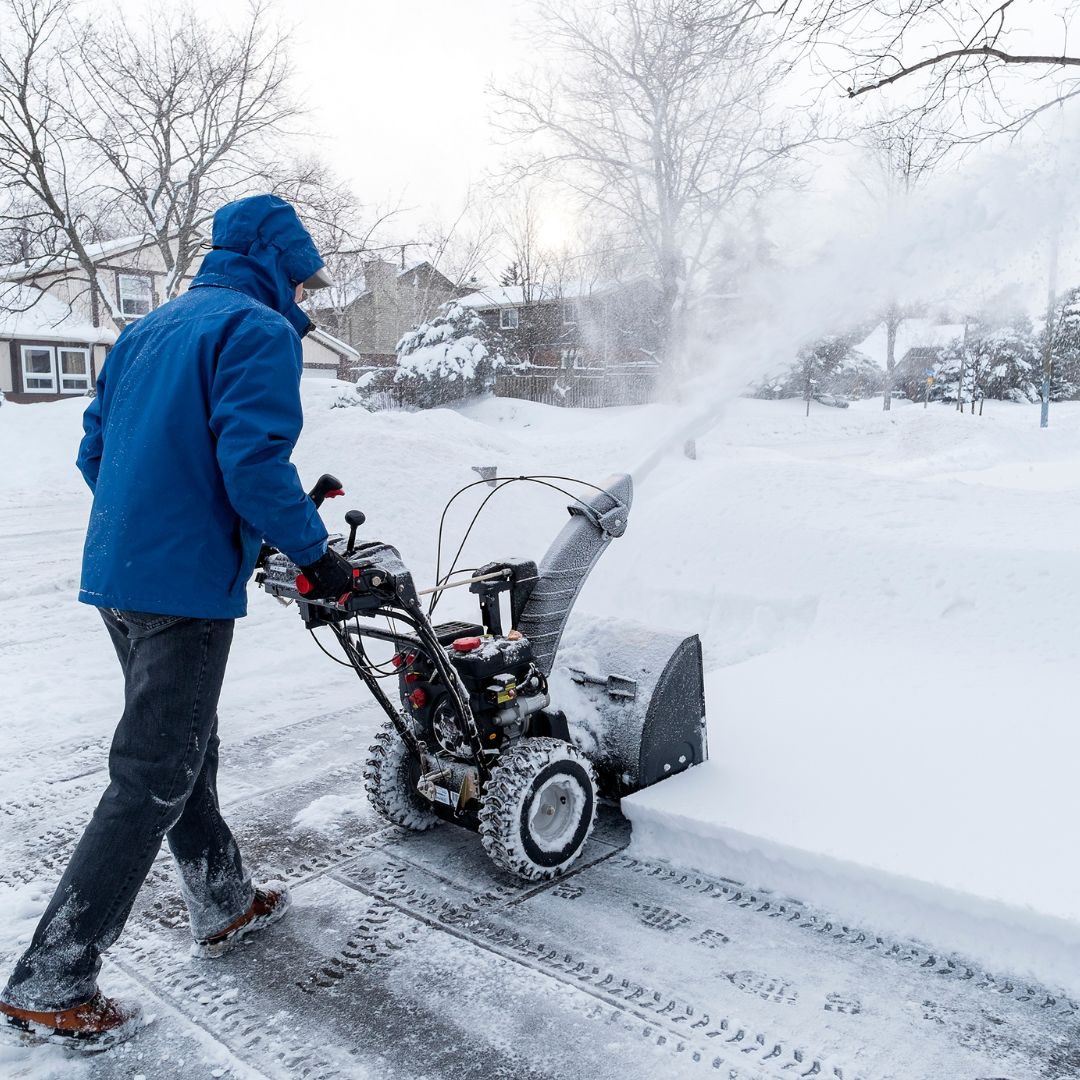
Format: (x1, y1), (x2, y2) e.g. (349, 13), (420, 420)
(455, 277), (665, 408)
(308, 258), (467, 374)
(456, 277), (665, 370)
(0, 234), (358, 402)
(856, 318), (966, 399)
(0, 283), (117, 402)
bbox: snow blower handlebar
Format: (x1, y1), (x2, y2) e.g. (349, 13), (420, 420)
(307, 473), (345, 508)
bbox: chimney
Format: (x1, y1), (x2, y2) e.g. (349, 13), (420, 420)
(363, 258), (396, 294)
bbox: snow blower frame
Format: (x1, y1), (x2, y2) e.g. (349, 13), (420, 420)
(257, 472), (707, 881)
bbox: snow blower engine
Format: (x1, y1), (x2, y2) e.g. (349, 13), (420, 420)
(257, 472), (707, 882)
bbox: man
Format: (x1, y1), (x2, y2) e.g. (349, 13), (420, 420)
(0, 195), (354, 1050)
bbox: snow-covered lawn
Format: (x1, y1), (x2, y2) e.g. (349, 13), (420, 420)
(2, 385), (1078, 1004)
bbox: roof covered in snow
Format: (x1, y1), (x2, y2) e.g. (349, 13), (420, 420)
(857, 319), (966, 369)
(457, 275), (658, 310)
(0, 284), (116, 344)
(0, 234), (162, 282)
(308, 326), (360, 358)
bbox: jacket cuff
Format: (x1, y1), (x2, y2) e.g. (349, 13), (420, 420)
(289, 537), (329, 568)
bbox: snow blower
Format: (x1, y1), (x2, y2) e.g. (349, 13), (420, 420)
(257, 472), (707, 882)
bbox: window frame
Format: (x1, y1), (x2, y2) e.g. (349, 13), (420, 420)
(58, 346), (92, 393)
(19, 343), (93, 394)
(117, 272), (154, 318)
(500, 306), (520, 330)
(20, 344), (57, 393)
(561, 300), (578, 325)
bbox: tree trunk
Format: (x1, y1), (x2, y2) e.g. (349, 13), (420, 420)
(883, 312), (897, 411)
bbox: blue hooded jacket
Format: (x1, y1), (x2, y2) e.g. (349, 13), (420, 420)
(76, 195), (330, 619)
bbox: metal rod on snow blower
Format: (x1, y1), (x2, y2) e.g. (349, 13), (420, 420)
(417, 568), (510, 598)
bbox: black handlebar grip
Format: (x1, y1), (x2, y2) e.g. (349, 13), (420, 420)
(308, 473), (345, 508)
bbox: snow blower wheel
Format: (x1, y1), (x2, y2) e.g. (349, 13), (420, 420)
(257, 471), (707, 884)
(363, 720), (441, 832)
(479, 738), (597, 882)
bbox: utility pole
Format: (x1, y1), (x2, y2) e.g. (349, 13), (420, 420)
(1042, 100), (1067, 429)
(1041, 236), (1060, 428)
(956, 318), (969, 413)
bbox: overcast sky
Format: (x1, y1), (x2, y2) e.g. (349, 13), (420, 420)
(169, 0), (1077, 312)
(183, 0), (535, 234)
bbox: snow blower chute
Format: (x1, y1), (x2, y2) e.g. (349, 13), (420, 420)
(257, 472), (707, 882)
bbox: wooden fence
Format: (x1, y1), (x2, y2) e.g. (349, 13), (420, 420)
(495, 368), (658, 409)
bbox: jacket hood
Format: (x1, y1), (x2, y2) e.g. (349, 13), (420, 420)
(191, 195), (325, 336)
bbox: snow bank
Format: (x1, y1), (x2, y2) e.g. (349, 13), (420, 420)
(617, 396), (1080, 995)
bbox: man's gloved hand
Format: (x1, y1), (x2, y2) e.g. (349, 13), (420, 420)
(296, 548), (354, 600)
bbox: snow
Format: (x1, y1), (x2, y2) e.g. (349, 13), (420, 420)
(456, 274), (657, 310)
(855, 317), (967, 370)
(0, 284), (117, 345)
(3, 382), (1080, 1049)
(614, 396), (1080, 995)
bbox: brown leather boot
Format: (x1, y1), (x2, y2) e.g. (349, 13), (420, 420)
(192, 884), (292, 959)
(0, 992), (143, 1051)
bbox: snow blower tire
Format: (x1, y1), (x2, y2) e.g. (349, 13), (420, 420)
(479, 737), (597, 882)
(363, 720), (441, 831)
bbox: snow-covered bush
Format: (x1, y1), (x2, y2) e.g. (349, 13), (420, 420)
(936, 318), (1039, 403)
(394, 302), (506, 409)
(331, 369), (398, 410)
(754, 334), (883, 401)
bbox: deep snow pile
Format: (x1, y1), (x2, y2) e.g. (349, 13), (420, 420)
(2, 384), (1079, 1007)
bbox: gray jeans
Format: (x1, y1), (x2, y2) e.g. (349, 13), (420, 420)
(3, 608), (253, 1010)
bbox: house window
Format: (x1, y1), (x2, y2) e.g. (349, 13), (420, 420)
(59, 348), (91, 392)
(19, 345), (91, 394)
(562, 301), (578, 325)
(118, 273), (153, 317)
(500, 307), (519, 330)
(21, 346), (56, 392)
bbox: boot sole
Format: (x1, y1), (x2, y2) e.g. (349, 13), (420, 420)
(0, 1010), (144, 1053)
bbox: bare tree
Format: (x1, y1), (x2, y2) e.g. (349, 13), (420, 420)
(497, 0), (814, 365)
(415, 191), (501, 290)
(0, 0), (118, 320)
(857, 112), (952, 409)
(494, 184), (556, 303)
(793, 0), (1080, 137)
(65, 0), (301, 303)
(0, 0), (340, 331)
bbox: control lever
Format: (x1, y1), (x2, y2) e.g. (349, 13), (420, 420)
(307, 473), (345, 509)
(344, 509), (366, 554)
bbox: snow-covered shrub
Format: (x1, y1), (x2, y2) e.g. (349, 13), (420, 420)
(330, 368), (400, 410)
(754, 334), (882, 401)
(936, 318), (1039, 403)
(394, 302), (505, 409)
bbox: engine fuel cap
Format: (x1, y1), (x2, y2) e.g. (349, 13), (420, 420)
(452, 637), (482, 653)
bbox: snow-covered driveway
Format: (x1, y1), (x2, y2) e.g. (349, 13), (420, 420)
(2, 724), (1077, 1080)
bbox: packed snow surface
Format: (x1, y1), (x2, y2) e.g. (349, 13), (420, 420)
(2, 384), (1079, 1014)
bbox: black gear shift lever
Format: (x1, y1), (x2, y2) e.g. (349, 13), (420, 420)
(344, 510), (366, 555)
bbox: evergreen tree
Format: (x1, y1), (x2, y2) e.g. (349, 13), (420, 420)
(394, 302), (507, 408)
(755, 331), (882, 403)
(936, 316), (1039, 404)
(1044, 286), (1080, 401)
